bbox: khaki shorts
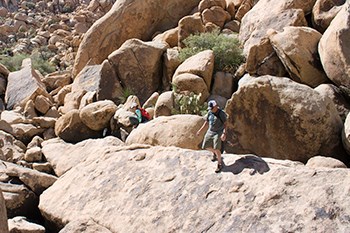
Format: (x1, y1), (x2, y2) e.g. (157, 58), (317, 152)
(202, 131), (222, 150)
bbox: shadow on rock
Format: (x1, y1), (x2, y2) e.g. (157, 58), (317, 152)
(222, 155), (270, 175)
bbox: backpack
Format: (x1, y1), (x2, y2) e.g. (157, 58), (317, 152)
(140, 108), (151, 122)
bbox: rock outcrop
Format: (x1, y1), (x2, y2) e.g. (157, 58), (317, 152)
(126, 114), (206, 150)
(39, 145), (350, 232)
(225, 75), (345, 163)
(73, 0), (201, 76)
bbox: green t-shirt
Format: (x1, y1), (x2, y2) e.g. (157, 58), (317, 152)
(205, 109), (227, 133)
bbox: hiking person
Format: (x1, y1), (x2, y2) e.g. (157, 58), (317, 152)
(196, 100), (227, 173)
(129, 102), (150, 128)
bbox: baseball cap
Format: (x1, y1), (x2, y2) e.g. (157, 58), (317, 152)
(207, 100), (217, 110)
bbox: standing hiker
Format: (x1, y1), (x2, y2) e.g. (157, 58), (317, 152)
(196, 100), (227, 173)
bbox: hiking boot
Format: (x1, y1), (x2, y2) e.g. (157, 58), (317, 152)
(211, 154), (217, 162)
(215, 164), (222, 173)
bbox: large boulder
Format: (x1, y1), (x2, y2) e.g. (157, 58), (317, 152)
(0, 130), (26, 162)
(55, 110), (102, 143)
(42, 137), (124, 177)
(269, 26), (328, 87)
(312, 0), (345, 33)
(314, 84), (350, 122)
(172, 73), (210, 103)
(107, 39), (167, 103)
(239, 0), (313, 55)
(73, 0), (201, 76)
(0, 191), (8, 233)
(319, 2), (350, 89)
(39, 145), (350, 232)
(225, 75), (345, 163)
(79, 100), (117, 131)
(173, 50), (214, 89)
(68, 60), (123, 107)
(5, 58), (50, 110)
(126, 114), (206, 149)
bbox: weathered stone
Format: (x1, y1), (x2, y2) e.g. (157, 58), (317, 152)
(152, 27), (179, 48)
(34, 95), (52, 115)
(5, 58), (50, 110)
(198, 0), (226, 12)
(312, 0), (345, 33)
(79, 100), (117, 131)
(315, 84), (350, 122)
(24, 146), (43, 162)
(172, 73), (210, 103)
(42, 71), (72, 92)
(108, 39), (167, 103)
(1, 160), (57, 195)
(126, 115), (206, 149)
(202, 6), (231, 28)
(211, 71), (234, 99)
(0, 191), (8, 233)
(8, 216), (45, 233)
(73, 0), (201, 76)
(178, 13), (206, 47)
(225, 75), (345, 163)
(143, 92), (159, 108)
(0, 130), (25, 162)
(319, 2), (350, 89)
(41, 137), (124, 177)
(154, 91), (174, 118)
(70, 60), (123, 106)
(59, 218), (112, 233)
(306, 156), (347, 168)
(38, 146), (350, 232)
(239, 0), (311, 56)
(55, 109), (102, 143)
(173, 50), (214, 89)
(0, 182), (37, 218)
(162, 48), (181, 91)
(269, 26), (328, 87)
(11, 123), (45, 144)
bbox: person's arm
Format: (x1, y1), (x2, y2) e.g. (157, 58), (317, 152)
(196, 121), (209, 136)
(220, 111), (228, 141)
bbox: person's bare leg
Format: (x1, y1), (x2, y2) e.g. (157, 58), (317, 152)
(214, 149), (222, 166)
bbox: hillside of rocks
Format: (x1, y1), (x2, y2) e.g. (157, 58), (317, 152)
(1, 0), (350, 232)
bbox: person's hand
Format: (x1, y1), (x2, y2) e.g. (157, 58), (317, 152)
(196, 130), (200, 136)
(221, 132), (226, 141)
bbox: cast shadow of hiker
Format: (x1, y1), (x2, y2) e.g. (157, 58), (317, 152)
(222, 155), (270, 175)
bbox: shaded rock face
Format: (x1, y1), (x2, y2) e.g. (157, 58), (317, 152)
(238, 0), (313, 55)
(319, 1), (350, 89)
(108, 39), (167, 103)
(73, 0), (201, 76)
(126, 114), (206, 150)
(225, 75), (345, 163)
(312, 0), (345, 33)
(4, 59), (50, 110)
(0, 191), (8, 233)
(39, 146), (350, 232)
(269, 26), (328, 87)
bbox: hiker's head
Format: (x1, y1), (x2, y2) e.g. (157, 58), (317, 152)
(208, 100), (218, 112)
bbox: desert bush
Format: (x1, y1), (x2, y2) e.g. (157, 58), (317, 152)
(0, 47), (56, 75)
(172, 92), (207, 116)
(179, 30), (245, 73)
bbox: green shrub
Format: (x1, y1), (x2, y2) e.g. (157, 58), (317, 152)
(179, 30), (245, 73)
(0, 47), (56, 75)
(118, 87), (134, 104)
(172, 92), (207, 116)
(0, 53), (28, 71)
